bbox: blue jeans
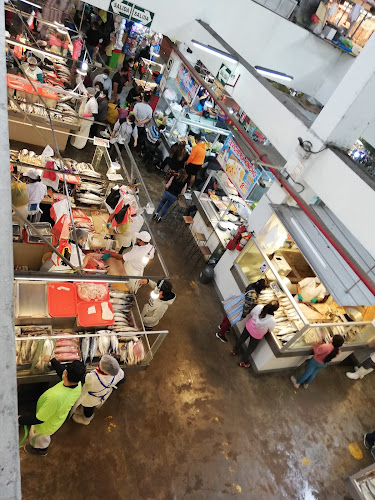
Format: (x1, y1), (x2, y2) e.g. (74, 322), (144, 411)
(297, 357), (326, 385)
(156, 191), (177, 217)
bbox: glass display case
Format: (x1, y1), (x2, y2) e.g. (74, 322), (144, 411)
(233, 237), (375, 354)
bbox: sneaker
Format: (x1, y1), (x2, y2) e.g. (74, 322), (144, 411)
(354, 366), (359, 372)
(238, 361), (250, 368)
(24, 444), (48, 456)
(291, 376), (300, 389)
(100, 130), (110, 138)
(152, 213), (158, 220)
(346, 371), (359, 380)
(216, 332), (227, 343)
(72, 413), (93, 425)
(364, 434), (372, 450)
(303, 384), (309, 389)
(157, 216), (162, 223)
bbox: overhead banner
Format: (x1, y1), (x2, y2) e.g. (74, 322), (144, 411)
(217, 135), (261, 199)
(109, 0), (154, 27)
(175, 63), (199, 105)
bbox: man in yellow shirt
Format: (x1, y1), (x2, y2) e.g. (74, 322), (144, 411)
(186, 134), (207, 189)
(19, 359), (85, 456)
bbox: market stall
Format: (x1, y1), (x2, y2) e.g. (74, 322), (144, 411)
(227, 205), (375, 372)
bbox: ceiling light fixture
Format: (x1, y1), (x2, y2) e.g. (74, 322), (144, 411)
(255, 65), (293, 82)
(191, 40), (237, 63)
(18, 0), (42, 9)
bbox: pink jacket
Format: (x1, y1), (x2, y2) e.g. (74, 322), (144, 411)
(314, 343), (341, 364)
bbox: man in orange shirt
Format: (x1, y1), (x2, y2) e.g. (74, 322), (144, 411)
(186, 134), (207, 189)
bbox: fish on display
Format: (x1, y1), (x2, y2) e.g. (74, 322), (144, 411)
(98, 335), (110, 355)
(81, 336), (90, 364)
(110, 335), (119, 355)
(89, 336), (97, 362)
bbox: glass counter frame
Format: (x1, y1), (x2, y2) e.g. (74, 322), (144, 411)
(232, 237), (374, 355)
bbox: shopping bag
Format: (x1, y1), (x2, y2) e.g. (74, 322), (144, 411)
(222, 293), (246, 326)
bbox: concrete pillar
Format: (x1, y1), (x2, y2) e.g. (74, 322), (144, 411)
(0, 6), (22, 499)
(311, 34), (375, 149)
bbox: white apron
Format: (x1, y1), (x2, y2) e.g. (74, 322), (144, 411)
(71, 97), (97, 150)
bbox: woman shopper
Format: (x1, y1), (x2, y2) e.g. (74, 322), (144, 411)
(291, 335), (344, 389)
(152, 169), (188, 222)
(232, 300), (279, 368)
(90, 82), (109, 138)
(216, 278), (266, 343)
(160, 142), (189, 176)
(109, 113), (138, 160)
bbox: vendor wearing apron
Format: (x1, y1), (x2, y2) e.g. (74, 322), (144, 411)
(23, 168), (47, 218)
(19, 56), (43, 83)
(110, 231), (154, 293)
(40, 228), (92, 272)
(71, 87), (98, 149)
(71, 355), (125, 425)
(296, 277), (327, 303)
(18, 358), (85, 455)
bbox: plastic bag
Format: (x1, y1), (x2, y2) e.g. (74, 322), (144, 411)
(11, 181), (28, 207)
(40, 145), (54, 165)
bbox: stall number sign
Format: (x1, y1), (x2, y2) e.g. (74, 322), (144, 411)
(217, 135), (261, 199)
(217, 64), (232, 86)
(175, 63), (199, 105)
(109, 1), (154, 27)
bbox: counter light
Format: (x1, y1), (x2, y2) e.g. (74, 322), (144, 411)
(191, 40), (237, 63)
(18, 0), (42, 9)
(56, 28), (68, 35)
(151, 279), (164, 299)
(255, 66), (293, 82)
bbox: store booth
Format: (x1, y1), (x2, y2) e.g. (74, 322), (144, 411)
(222, 204), (375, 372)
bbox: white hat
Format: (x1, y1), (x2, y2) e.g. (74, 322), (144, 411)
(24, 169), (40, 180)
(135, 231), (151, 243)
(86, 87), (96, 97)
(27, 56), (38, 66)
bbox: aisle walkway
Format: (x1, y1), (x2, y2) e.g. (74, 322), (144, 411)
(20, 159), (375, 500)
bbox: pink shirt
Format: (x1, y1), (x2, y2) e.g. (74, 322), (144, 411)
(245, 304), (276, 340)
(314, 343), (341, 364)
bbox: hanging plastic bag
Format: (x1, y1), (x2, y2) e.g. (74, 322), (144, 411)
(40, 145), (54, 165)
(11, 181), (29, 207)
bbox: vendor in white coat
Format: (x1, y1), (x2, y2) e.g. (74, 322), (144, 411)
(71, 355), (125, 425)
(71, 87), (98, 149)
(110, 231), (154, 292)
(140, 279), (176, 330)
(296, 276), (327, 303)
(23, 169), (47, 214)
(19, 56), (43, 83)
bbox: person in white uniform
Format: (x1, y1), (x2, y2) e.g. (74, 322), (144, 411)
(93, 68), (112, 99)
(110, 231), (154, 292)
(23, 169), (47, 215)
(71, 355), (125, 425)
(296, 276), (327, 303)
(71, 87), (98, 149)
(19, 56), (43, 82)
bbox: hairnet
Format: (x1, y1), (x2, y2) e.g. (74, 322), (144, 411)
(86, 87), (96, 97)
(27, 56), (38, 65)
(24, 169), (40, 180)
(100, 354), (120, 376)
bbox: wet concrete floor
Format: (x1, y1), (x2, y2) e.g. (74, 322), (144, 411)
(19, 147), (375, 500)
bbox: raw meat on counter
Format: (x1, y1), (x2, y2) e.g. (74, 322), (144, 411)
(77, 282), (108, 302)
(53, 335), (81, 362)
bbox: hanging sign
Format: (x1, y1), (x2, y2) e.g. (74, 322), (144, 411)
(175, 63), (199, 105)
(216, 64), (232, 86)
(217, 135), (261, 199)
(109, 1), (154, 27)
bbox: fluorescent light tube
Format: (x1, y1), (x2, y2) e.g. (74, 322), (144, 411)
(290, 217), (327, 269)
(255, 65), (293, 82)
(18, 0), (42, 8)
(191, 40), (237, 63)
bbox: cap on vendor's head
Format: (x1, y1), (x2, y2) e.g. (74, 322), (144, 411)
(27, 56), (38, 66)
(100, 354), (120, 376)
(24, 168), (40, 180)
(86, 87), (96, 97)
(135, 231), (151, 243)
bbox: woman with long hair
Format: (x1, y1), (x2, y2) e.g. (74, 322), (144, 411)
(216, 278), (266, 343)
(232, 300), (279, 368)
(160, 142), (189, 177)
(291, 334), (344, 389)
(152, 169), (188, 222)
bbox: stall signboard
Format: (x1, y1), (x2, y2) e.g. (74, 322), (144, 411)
(175, 64), (199, 105)
(217, 64), (232, 86)
(109, 1), (154, 27)
(217, 135), (261, 199)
